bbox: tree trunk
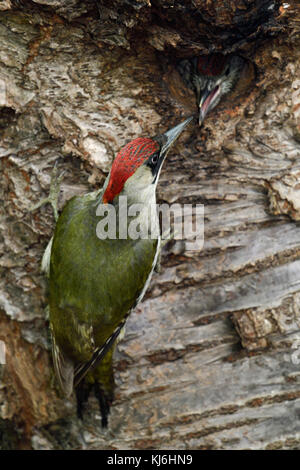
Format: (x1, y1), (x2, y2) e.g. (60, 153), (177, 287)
(0, 0), (300, 450)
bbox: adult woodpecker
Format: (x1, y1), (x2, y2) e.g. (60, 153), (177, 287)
(177, 54), (246, 125)
(41, 116), (193, 427)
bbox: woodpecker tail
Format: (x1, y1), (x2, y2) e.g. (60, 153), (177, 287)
(73, 320), (125, 388)
(75, 345), (116, 427)
(73, 321), (126, 427)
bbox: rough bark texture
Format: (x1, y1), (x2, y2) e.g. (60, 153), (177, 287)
(0, 0), (300, 450)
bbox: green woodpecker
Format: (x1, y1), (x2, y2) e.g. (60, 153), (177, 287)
(177, 54), (246, 125)
(42, 117), (193, 426)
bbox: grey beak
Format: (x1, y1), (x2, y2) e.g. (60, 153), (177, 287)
(160, 116), (194, 156)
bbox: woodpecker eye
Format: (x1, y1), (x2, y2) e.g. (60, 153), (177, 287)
(147, 151), (160, 176)
(151, 153), (159, 165)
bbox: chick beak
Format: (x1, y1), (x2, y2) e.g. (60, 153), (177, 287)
(198, 86), (219, 126)
(198, 88), (211, 125)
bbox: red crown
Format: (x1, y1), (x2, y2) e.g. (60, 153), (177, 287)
(197, 54), (228, 77)
(102, 138), (159, 203)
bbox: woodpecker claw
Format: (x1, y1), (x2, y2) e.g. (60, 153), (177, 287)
(30, 162), (65, 221)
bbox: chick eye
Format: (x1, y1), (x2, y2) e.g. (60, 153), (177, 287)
(151, 153), (159, 165)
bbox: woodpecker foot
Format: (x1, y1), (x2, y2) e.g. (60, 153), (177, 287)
(75, 381), (93, 420)
(30, 162), (65, 222)
(94, 383), (113, 428)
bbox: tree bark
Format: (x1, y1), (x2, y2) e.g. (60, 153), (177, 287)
(0, 0), (300, 450)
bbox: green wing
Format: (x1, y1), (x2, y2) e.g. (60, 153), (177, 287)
(49, 192), (157, 394)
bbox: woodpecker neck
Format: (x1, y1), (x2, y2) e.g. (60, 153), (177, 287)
(115, 183), (159, 240)
(99, 160), (160, 239)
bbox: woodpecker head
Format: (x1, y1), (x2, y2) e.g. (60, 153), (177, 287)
(102, 116), (193, 205)
(178, 54), (246, 125)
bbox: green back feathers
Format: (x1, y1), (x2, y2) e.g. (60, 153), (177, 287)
(49, 192), (158, 366)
